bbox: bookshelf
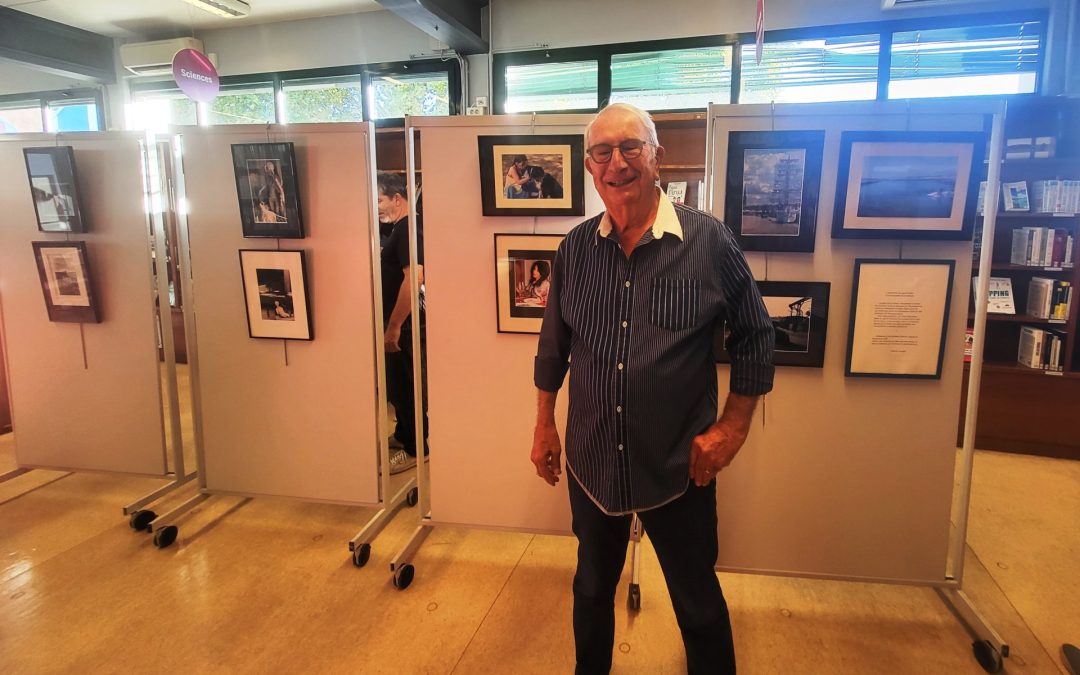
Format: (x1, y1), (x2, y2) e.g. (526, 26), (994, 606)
(962, 98), (1080, 459)
(654, 112), (708, 209)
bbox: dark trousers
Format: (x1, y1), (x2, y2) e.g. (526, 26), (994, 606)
(568, 476), (735, 675)
(384, 324), (428, 457)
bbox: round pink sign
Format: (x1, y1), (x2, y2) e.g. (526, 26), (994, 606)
(172, 48), (220, 103)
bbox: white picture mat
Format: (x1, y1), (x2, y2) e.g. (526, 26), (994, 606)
(0, 133), (168, 475)
(239, 250), (310, 340)
(843, 141), (974, 231)
(420, 118), (604, 533)
(39, 246), (91, 307)
(708, 101), (984, 582)
(178, 124), (381, 505)
(848, 262), (952, 376)
(494, 143), (575, 210)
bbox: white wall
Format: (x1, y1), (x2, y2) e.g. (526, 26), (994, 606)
(196, 10), (436, 77)
(0, 62), (85, 96)
(490, 0), (1051, 51)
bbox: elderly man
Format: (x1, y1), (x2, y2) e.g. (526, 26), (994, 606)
(531, 103), (775, 674)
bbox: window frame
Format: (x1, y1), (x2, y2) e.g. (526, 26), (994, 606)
(0, 87), (106, 133)
(128, 58), (461, 128)
(492, 10), (1047, 114)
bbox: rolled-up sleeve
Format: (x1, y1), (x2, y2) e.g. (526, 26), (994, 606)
(719, 230), (775, 396)
(534, 245), (571, 392)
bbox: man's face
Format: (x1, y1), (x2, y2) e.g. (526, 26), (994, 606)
(377, 192), (402, 222)
(585, 109), (664, 212)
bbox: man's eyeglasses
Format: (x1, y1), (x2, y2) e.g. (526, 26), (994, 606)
(586, 139), (651, 164)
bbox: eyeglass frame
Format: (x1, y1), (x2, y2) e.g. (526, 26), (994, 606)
(585, 138), (655, 163)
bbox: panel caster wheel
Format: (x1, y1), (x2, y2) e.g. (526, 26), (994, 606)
(153, 525), (179, 549)
(628, 584), (641, 612)
(972, 640), (1003, 673)
(406, 487), (419, 507)
(129, 510), (156, 532)
(352, 543), (371, 568)
(393, 564), (415, 590)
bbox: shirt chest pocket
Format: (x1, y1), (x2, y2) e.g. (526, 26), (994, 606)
(648, 278), (701, 331)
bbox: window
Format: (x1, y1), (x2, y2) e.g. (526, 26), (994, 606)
(282, 75), (364, 123)
(128, 89), (197, 132)
(367, 71), (450, 120)
(740, 34), (881, 104)
(888, 21), (1041, 99)
(0, 102), (44, 133)
(611, 47), (732, 109)
(47, 99), (101, 132)
(207, 83), (276, 125)
(504, 60), (599, 112)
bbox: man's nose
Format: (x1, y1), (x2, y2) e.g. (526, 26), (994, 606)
(607, 148), (630, 171)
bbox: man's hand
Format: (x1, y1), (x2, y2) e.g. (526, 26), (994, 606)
(385, 324), (402, 352)
(531, 420), (563, 486)
(689, 393), (759, 486)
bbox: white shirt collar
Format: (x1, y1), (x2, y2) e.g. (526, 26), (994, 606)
(597, 187), (684, 242)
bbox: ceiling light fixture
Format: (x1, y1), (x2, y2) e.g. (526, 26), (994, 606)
(179, 0), (251, 19)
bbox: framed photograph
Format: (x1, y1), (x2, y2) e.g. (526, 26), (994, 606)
(494, 233), (564, 334)
(724, 131), (825, 252)
(714, 281), (830, 367)
(231, 143), (304, 238)
(478, 135), (584, 217)
(32, 241), (100, 323)
(832, 130), (986, 240)
(846, 259), (955, 379)
(24, 146), (85, 233)
(238, 249), (313, 340)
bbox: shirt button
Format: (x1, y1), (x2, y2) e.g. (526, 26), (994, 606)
(617, 362), (624, 370)
(616, 405), (623, 413)
(618, 444), (624, 451)
(624, 280), (631, 288)
(621, 321), (628, 328)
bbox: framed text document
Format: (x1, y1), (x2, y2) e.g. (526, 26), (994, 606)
(845, 259), (955, 379)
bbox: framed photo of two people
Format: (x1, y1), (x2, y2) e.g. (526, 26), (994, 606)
(478, 135), (585, 217)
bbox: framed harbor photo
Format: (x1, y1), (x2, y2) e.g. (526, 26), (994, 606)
(724, 130), (825, 252)
(24, 146), (86, 233)
(479, 135), (584, 216)
(231, 142), (305, 238)
(845, 259), (955, 379)
(832, 130), (985, 240)
(239, 249), (313, 340)
(494, 233), (564, 334)
(714, 280), (830, 367)
(32, 241), (101, 323)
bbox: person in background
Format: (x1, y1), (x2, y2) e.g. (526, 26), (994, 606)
(530, 103), (774, 674)
(377, 172), (429, 474)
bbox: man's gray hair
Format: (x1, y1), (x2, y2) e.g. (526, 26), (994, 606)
(584, 102), (660, 148)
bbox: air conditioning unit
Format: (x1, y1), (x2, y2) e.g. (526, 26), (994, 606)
(120, 37), (205, 77)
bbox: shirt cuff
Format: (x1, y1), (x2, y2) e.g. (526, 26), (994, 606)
(729, 361), (775, 397)
(534, 356), (569, 392)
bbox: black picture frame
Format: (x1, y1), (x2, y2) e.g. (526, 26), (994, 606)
(238, 249), (314, 341)
(494, 233), (564, 334)
(31, 241), (100, 323)
(714, 280), (830, 368)
(231, 143), (305, 238)
(478, 135), (585, 217)
(845, 258), (956, 379)
(832, 130), (986, 241)
(724, 130), (825, 253)
(23, 146), (86, 233)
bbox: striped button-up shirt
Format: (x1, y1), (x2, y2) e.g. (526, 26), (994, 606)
(534, 191), (775, 515)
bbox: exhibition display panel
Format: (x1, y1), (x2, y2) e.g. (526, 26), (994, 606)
(0, 132), (176, 476)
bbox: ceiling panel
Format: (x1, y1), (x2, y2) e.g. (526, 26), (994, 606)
(0, 0), (383, 39)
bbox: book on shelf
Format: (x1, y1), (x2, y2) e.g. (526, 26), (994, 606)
(1009, 227), (1075, 267)
(1024, 277), (1072, 319)
(973, 276), (1016, 314)
(964, 328), (974, 363)
(1017, 325), (1067, 371)
(665, 181), (687, 205)
(1004, 181), (1030, 212)
(697, 180), (705, 210)
(1034, 136), (1057, 159)
(1030, 180), (1080, 214)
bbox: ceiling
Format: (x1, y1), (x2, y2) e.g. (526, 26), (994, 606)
(0, 0), (384, 39)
